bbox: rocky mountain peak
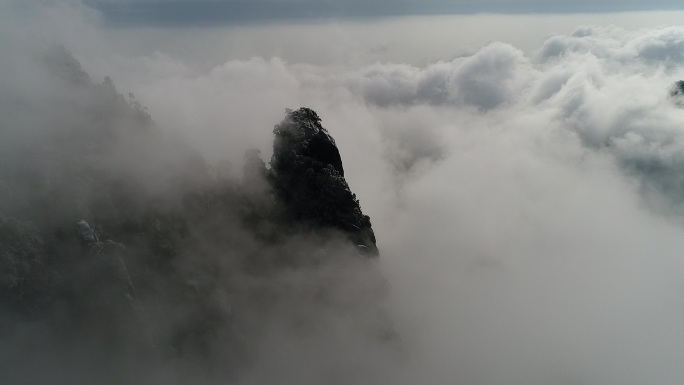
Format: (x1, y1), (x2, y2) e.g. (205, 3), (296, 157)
(270, 107), (378, 256)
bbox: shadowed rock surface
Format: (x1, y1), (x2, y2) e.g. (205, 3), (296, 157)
(270, 108), (379, 256)
(670, 80), (684, 106)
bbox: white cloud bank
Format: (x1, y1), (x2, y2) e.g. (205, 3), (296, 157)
(5, 2), (684, 384)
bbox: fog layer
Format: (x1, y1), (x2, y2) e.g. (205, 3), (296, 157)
(3, 3), (684, 385)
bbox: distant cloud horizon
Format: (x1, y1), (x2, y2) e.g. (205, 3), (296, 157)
(88, 0), (684, 27)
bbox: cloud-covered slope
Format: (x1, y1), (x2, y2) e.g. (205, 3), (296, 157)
(0, 44), (389, 385)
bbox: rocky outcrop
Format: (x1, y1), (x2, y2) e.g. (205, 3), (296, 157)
(76, 219), (99, 245)
(270, 108), (378, 256)
(670, 80), (684, 106)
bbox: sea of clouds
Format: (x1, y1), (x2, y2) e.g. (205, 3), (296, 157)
(4, 1), (684, 384)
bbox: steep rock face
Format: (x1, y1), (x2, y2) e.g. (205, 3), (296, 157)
(270, 108), (379, 256)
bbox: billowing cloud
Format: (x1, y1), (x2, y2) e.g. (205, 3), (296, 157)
(115, 23), (684, 384)
(340, 42), (533, 109)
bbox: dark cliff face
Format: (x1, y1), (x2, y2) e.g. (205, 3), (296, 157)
(270, 108), (379, 256)
(272, 108), (344, 177)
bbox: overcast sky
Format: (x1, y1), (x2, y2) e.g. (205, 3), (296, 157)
(85, 0), (684, 26)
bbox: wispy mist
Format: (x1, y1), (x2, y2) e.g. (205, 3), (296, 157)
(3, 2), (684, 385)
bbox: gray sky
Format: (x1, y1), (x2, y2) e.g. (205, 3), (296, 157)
(88, 0), (684, 27)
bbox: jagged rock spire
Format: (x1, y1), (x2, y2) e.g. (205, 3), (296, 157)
(270, 108), (378, 256)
